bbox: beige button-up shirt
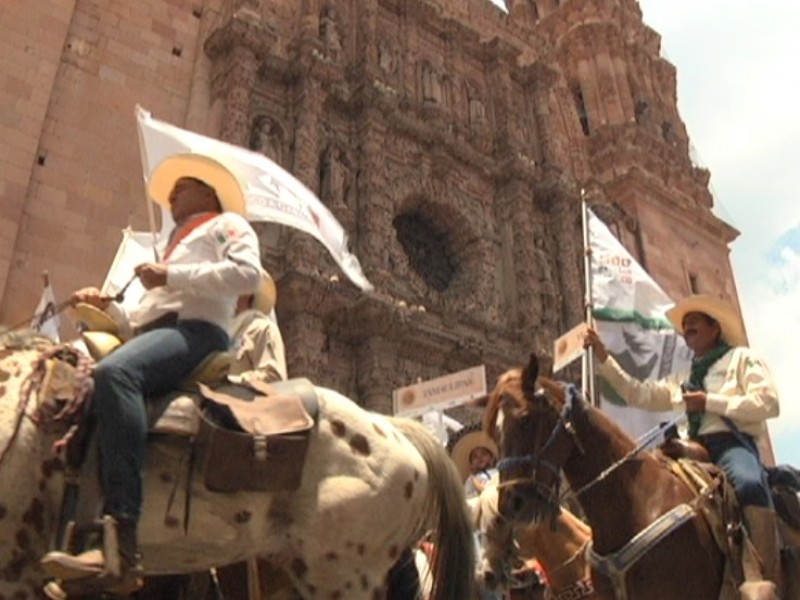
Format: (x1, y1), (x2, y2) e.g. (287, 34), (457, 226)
(598, 346), (779, 441)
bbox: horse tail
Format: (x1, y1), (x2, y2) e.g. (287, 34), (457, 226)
(392, 417), (475, 600)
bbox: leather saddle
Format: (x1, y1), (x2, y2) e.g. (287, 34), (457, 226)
(53, 304), (320, 560)
(73, 303), (231, 388)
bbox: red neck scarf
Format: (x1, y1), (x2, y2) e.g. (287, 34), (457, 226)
(164, 212), (220, 260)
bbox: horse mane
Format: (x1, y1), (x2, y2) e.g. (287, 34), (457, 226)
(0, 328), (54, 352)
(483, 368), (522, 439)
(485, 363), (642, 461)
(483, 367), (568, 440)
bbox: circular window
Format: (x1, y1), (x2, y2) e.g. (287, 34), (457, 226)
(393, 211), (457, 292)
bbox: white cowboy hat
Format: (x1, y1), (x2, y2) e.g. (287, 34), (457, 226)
(665, 294), (747, 347)
(448, 424), (498, 483)
(147, 153), (246, 215)
(252, 271), (277, 314)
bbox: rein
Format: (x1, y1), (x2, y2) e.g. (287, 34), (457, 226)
(0, 345), (95, 468)
(497, 383), (687, 506)
(563, 413), (687, 503)
(1, 299), (74, 338)
(0, 272), (137, 338)
(547, 538), (591, 579)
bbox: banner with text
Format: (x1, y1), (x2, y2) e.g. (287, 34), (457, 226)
(589, 208), (690, 439)
(136, 105), (373, 291)
(393, 365), (487, 418)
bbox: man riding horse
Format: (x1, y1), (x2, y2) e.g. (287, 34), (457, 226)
(41, 153), (263, 598)
(584, 293), (781, 593)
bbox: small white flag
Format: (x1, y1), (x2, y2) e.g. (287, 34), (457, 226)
(31, 282), (61, 342)
(136, 105), (373, 291)
(101, 228), (156, 311)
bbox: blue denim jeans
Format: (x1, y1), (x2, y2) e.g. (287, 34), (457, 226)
(700, 432), (772, 508)
(91, 320), (229, 520)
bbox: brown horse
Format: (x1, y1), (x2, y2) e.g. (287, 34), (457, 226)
(477, 482), (598, 600)
(484, 354), (754, 600)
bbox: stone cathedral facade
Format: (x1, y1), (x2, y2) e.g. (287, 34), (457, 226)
(0, 0), (741, 413)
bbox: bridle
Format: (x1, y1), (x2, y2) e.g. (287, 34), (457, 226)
(495, 384), (585, 514)
(496, 383), (688, 511)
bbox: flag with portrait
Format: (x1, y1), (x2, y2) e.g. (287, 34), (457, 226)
(588, 208), (690, 438)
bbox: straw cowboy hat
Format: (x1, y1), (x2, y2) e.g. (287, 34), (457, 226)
(447, 423), (498, 483)
(666, 294), (747, 347)
(147, 153), (246, 215)
(252, 271), (277, 314)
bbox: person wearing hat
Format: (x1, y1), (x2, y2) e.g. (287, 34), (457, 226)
(450, 425), (500, 500)
(41, 154), (263, 597)
(228, 270), (287, 383)
(449, 425), (505, 600)
(583, 293), (781, 593)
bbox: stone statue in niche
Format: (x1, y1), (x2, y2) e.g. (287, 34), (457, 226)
(320, 145), (351, 208)
(422, 62), (444, 104)
(319, 5), (342, 58)
(466, 82), (485, 124)
(378, 39), (398, 77)
(250, 116), (283, 165)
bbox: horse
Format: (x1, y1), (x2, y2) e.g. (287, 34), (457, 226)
(483, 354), (800, 600)
(476, 481), (597, 600)
(0, 332), (474, 600)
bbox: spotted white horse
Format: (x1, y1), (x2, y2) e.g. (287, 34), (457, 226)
(0, 333), (474, 599)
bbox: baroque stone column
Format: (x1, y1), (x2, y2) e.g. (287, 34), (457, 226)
(284, 73), (328, 276)
(354, 111), (393, 288)
(281, 310), (328, 383)
(204, 8), (276, 146)
(356, 335), (396, 413)
(525, 63), (568, 169)
(550, 186), (584, 329)
(483, 38), (521, 156)
(495, 178), (539, 344)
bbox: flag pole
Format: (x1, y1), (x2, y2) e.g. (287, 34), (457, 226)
(135, 106), (160, 261)
(581, 190), (598, 406)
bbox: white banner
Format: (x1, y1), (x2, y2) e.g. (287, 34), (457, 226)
(588, 208), (691, 438)
(31, 283), (61, 342)
(136, 105), (373, 291)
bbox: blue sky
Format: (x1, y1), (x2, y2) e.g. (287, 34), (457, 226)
(635, 1), (800, 465)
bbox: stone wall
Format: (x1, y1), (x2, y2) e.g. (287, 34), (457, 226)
(0, 0), (743, 411)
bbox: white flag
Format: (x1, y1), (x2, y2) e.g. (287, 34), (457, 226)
(31, 283), (61, 342)
(588, 208), (691, 438)
(135, 106), (373, 291)
(101, 228), (158, 311)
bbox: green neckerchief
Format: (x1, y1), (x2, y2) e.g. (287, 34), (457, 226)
(686, 339), (732, 439)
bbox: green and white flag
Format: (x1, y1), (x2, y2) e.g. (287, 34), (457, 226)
(588, 208), (690, 438)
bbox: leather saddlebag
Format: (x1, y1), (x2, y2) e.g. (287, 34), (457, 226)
(196, 382), (315, 493)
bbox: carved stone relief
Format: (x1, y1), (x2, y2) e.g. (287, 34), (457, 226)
(319, 144), (353, 209)
(249, 115), (284, 165)
(378, 38), (400, 79)
(422, 61), (445, 105)
(466, 80), (486, 125)
(319, 4), (343, 59)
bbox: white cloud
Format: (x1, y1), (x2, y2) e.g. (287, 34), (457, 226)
(638, 1), (800, 464)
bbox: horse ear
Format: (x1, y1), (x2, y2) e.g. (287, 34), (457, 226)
(521, 353), (539, 400)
